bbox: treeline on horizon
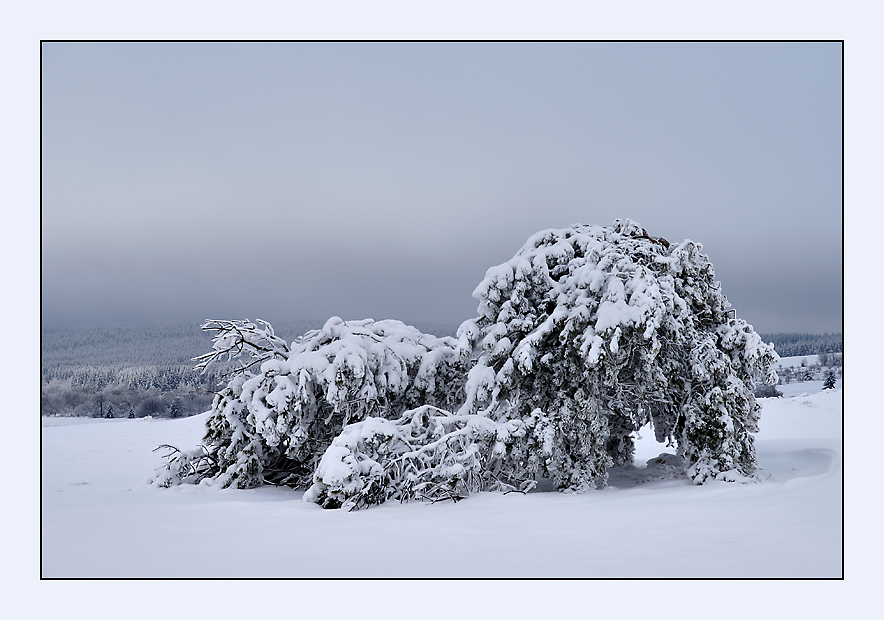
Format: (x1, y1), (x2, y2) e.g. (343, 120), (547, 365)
(758, 333), (843, 357)
(41, 318), (459, 370)
(40, 320), (841, 419)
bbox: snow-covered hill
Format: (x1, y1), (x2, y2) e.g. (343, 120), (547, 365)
(41, 388), (842, 578)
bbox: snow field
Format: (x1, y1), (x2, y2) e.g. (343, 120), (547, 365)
(42, 389), (841, 578)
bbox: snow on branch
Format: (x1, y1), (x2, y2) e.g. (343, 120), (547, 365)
(192, 319), (290, 378)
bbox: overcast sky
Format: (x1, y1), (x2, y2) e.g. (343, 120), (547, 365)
(41, 42), (842, 334)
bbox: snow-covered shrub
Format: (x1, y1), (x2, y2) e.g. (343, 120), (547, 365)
(154, 219), (778, 503)
(304, 405), (538, 510)
(153, 317), (466, 489)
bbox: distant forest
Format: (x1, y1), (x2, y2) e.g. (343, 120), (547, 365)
(757, 333), (843, 357)
(40, 320), (840, 419)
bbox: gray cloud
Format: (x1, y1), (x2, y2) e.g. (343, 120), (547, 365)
(42, 42), (842, 334)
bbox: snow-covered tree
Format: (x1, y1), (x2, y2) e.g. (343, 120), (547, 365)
(823, 371), (836, 390)
(152, 318), (466, 490)
(154, 219), (778, 505)
(441, 219), (778, 487)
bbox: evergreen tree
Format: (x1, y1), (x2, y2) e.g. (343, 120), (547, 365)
(105, 403), (115, 419)
(153, 220), (779, 505)
(128, 406), (136, 419)
(823, 371), (836, 390)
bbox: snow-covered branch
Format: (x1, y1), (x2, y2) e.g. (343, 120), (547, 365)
(192, 319), (290, 378)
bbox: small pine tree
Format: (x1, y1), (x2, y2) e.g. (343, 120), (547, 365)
(105, 403), (115, 419)
(823, 371), (836, 390)
(169, 399), (181, 419)
(128, 406), (136, 419)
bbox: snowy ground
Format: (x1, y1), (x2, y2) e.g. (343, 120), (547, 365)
(42, 387), (842, 579)
(778, 380), (829, 397)
(775, 354), (824, 368)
